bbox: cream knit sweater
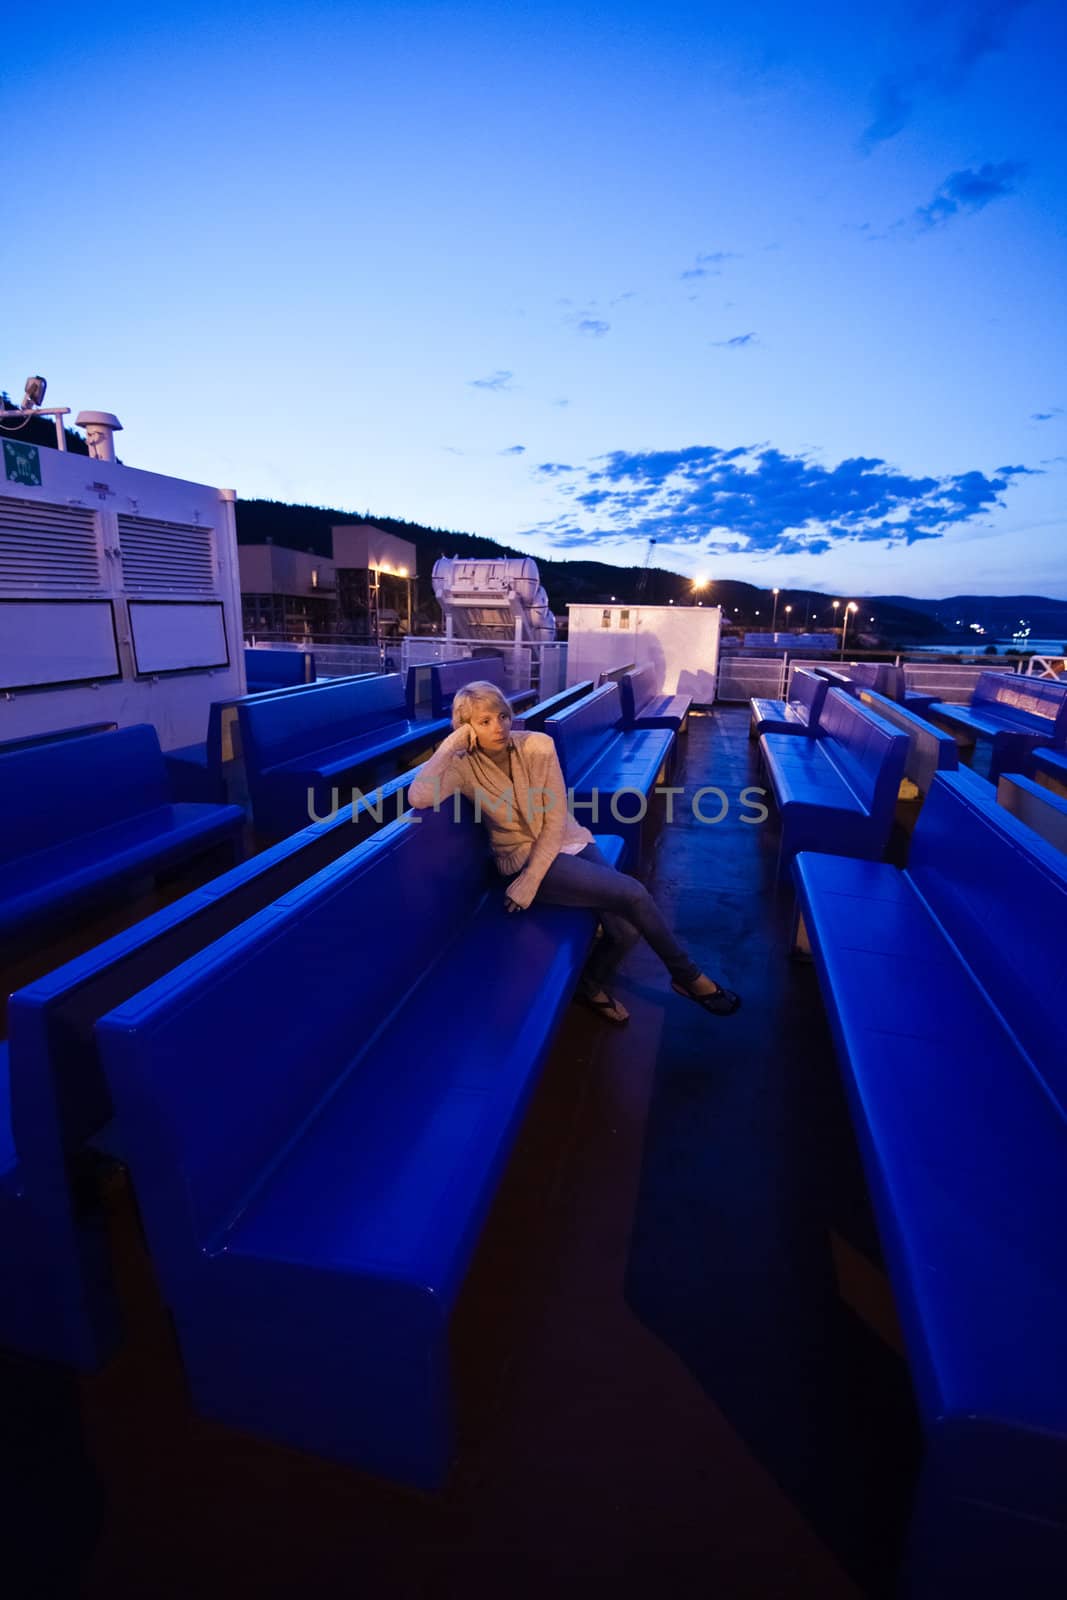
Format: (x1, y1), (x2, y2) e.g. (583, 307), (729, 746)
(408, 728), (594, 907)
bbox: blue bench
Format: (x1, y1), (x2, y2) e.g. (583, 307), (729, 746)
(0, 721), (116, 755)
(239, 673), (453, 838)
(792, 772), (1067, 1590)
(1031, 744), (1067, 796)
(0, 725), (244, 949)
(759, 689), (908, 866)
(618, 663), (691, 734)
(244, 648), (315, 690)
(513, 679), (595, 733)
(423, 654), (537, 721)
(749, 667), (828, 740)
(996, 772), (1067, 857)
(2, 768), (416, 1369)
(545, 683), (674, 866)
(926, 671), (1067, 783)
(851, 688), (958, 802)
(165, 673), (380, 804)
(94, 809), (624, 1486)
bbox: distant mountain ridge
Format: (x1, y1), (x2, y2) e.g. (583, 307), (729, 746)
(235, 498), (1065, 643)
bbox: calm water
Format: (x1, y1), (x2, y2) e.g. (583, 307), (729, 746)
(910, 638), (1067, 657)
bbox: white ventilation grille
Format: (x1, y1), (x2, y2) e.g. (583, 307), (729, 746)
(0, 497), (101, 592)
(118, 516), (215, 595)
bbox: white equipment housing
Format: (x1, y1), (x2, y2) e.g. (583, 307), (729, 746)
(0, 440), (245, 749)
(431, 557), (557, 642)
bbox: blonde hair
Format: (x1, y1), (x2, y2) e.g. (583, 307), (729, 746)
(451, 680), (512, 729)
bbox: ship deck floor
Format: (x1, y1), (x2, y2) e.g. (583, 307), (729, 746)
(4, 707), (921, 1598)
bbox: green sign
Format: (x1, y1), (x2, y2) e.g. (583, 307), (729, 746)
(3, 440), (42, 486)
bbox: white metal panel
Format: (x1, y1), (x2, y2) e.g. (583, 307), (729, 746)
(0, 497), (101, 592)
(0, 599), (119, 689)
(129, 601), (229, 674)
(118, 515), (215, 594)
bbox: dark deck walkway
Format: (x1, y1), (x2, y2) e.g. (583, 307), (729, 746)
(3, 708), (919, 1597)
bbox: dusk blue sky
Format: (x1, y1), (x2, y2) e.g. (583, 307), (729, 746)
(9, 0), (1066, 597)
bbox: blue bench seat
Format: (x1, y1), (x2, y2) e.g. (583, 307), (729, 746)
(95, 811), (623, 1486)
(0, 721), (117, 755)
(0, 725), (244, 947)
(240, 673), (452, 837)
(546, 683), (673, 863)
(750, 667), (827, 739)
(244, 648), (315, 690)
(851, 687), (958, 801)
(760, 689), (908, 865)
(165, 673), (379, 804)
(996, 772), (1067, 856)
(425, 655), (537, 720)
(2, 767), (415, 1370)
(618, 663), (692, 733)
(927, 672), (1067, 783)
(1031, 744), (1067, 795)
(792, 773), (1067, 1588)
(513, 679), (595, 733)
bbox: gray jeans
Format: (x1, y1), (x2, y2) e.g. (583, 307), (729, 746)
(528, 841), (702, 994)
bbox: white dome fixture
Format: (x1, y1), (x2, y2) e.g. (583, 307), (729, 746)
(75, 411), (123, 463)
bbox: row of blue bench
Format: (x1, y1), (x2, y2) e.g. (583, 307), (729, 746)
(793, 770), (1067, 1588)
(0, 669), (674, 1438)
(4, 797), (626, 1483)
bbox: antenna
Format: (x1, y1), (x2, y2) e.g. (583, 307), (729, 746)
(635, 537), (657, 599)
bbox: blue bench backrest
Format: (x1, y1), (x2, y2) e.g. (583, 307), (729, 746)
(429, 656), (506, 719)
(516, 681), (594, 733)
(0, 725), (169, 864)
(855, 689), (958, 795)
(908, 773), (1067, 1104)
(96, 808), (492, 1252)
(619, 664), (659, 724)
(786, 669), (828, 726)
(816, 690), (907, 817)
(239, 674), (407, 775)
(545, 683), (623, 785)
(0, 722), (117, 756)
(244, 649), (314, 688)
(972, 672), (1067, 736)
(844, 662), (906, 702)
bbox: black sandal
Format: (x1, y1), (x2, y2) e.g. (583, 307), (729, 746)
(671, 979), (741, 1017)
(578, 989), (630, 1025)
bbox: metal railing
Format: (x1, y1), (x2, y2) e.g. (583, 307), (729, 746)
(714, 651), (1026, 705)
(399, 636), (569, 698)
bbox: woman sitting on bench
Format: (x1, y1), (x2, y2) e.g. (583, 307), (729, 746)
(409, 680), (740, 1024)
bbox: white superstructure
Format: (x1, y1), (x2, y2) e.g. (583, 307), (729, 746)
(0, 438), (245, 749)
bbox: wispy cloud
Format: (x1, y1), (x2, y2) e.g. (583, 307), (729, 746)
(524, 442), (1033, 560)
(500, 444), (526, 455)
(862, 0), (1035, 151)
(576, 318), (610, 337)
(1032, 407), (1063, 422)
(469, 370), (514, 391)
(911, 161), (1025, 230)
(681, 250), (738, 280)
(711, 332), (758, 348)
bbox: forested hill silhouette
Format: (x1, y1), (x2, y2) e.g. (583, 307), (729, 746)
(236, 497), (948, 639)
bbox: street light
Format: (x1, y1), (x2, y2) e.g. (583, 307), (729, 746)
(840, 600), (858, 658)
(784, 604), (792, 629)
(771, 588), (780, 632)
